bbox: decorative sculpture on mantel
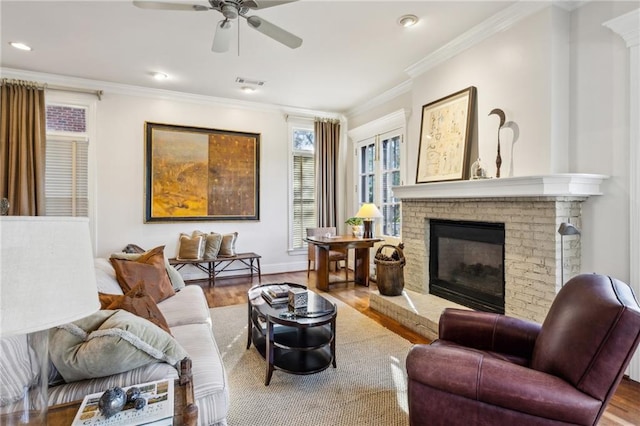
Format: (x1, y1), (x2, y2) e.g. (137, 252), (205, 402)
(489, 108), (506, 178)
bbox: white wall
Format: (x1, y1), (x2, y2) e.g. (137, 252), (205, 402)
(347, 3), (635, 285)
(570, 1), (635, 284)
(94, 92), (305, 274)
(408, 7), (569, 181)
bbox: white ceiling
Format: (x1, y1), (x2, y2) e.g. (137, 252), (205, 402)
(1, 1), (519, 114)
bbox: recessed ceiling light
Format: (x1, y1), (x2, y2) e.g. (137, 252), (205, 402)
(10, 42), (32, 51)
(152, 72), (168, 81)
(398, 14), (419, 28)
(241, 86), (256, 93)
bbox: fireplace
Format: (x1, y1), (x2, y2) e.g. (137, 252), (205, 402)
(368, 175), (605, 339)
(429, 219), (505, 314)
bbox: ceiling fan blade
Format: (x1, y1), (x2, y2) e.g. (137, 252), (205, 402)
(242, 0), (298, 10)
(212, 19), (233, 53)
(246, 16), (302, 49)
(132, 1), (208, 11)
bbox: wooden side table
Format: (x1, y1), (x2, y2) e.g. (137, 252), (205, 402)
(47, 359), (198, 425)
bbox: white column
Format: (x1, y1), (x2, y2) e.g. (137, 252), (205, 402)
(604, 8), (640, 382)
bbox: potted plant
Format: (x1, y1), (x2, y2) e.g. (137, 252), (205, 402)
(345, 217), (364, 238)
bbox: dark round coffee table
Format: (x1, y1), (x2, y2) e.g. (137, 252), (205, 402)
(246, 283), (337, 385)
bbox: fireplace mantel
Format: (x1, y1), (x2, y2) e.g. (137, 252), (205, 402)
(393, 174), (608, 200)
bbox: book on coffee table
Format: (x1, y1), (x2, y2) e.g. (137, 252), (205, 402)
(71, 379), (174, 426)
(262, 284), (290, 305)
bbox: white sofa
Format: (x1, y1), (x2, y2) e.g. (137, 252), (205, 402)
(0, 257), (229, 426)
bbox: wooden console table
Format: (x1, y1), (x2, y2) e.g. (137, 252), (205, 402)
(169, 252), (262, 287)
(304, 236), (382, 291)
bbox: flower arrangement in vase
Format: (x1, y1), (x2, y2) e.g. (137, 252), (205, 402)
(345, 217), (364, 238)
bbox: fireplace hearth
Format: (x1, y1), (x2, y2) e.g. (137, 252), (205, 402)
(429, 219), (505, 314)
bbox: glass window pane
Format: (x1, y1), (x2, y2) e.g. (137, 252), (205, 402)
(293, 129), (314, 152)
(46, 105), (87, 133)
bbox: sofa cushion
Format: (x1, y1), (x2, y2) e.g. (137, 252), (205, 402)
(110, 246), (175, 303)
(99, 282), (171, 334)
(157, 285), (211, 328)
(0, 335), (38, 407)
(49, 310), (188, 383)
(94, 258), (124, 295)
(171, 323), (229, 425)
(110, 251), (185, 292)
(48, 362), (179, 407)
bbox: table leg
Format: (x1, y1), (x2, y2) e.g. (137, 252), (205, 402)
(209, 261), (215, 287)
(257, 258), (262, 282)
(315, 246), (330, 291)
(246, 300), (252, 349)
(331, 314), (337, 368)
(265, 321), (275, 386)
(354, 247), (371, 287)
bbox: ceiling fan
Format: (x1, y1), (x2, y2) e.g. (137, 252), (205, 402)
(133, 0), (302, 53)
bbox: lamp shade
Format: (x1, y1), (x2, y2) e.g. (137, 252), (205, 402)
(0, 216), (100, 337)
(558, 222), (581, 236)
(355, 203), (383, 219)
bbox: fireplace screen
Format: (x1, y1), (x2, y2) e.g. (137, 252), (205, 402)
(430, 219), (505, 313)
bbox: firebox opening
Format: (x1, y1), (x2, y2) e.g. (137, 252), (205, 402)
(429, 219), (505, 314)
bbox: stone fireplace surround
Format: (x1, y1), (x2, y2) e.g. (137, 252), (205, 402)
(370, 174), (607, 340)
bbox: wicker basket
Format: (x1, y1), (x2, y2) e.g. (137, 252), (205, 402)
(374, 244), (405, 296)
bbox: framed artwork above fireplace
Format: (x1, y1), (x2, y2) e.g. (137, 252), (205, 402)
(416, 86), (476, 183)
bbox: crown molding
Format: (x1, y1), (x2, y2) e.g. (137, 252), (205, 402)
(345, 79), (412, 119)
(347, 108), (411, 142)
(552, 0), (590, 12)
(405, 2), (550, 79)
(603, 8), (640, 48)
(0, 67), (341, 117)
(348, 1), (552, 119)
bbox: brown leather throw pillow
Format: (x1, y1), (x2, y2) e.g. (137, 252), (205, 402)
(110, 246), (175, 303)
(99, 282), (172, 335)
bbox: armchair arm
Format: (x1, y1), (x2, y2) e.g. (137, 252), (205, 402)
(438, 308), (541, 359)
(406, 344), (601, 425)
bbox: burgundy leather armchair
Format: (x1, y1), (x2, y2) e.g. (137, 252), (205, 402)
(406, 274), (640, 425)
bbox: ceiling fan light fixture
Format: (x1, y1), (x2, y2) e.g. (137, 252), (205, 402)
(221, 4), (238, 19)
(9, 41), (32, 51)
(398, 14), (418, 28)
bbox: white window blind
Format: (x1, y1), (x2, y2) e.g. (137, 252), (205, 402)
(45, 137), (89, 216)
(292, 153), (316, 249)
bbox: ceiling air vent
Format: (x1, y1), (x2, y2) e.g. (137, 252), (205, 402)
(235, 77), (265, 86)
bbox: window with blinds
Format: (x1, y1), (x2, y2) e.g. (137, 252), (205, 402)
(291, 126), (315, 250)
(45, 138), (89, 216)
(45, 104), (89, 217)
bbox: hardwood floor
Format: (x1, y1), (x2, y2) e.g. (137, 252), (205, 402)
(198, 270), (640, 425)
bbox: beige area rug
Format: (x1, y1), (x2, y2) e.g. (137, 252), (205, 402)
(210, 295), (413, 426)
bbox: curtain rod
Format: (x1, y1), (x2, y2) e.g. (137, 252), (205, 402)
(1, 78), (103, 100)
(45, 84), (103, 101)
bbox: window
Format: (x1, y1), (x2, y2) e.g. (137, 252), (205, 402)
(45, 104), (89, 216)
(356, 130), (402, 238)
(290, 124), (316, 250)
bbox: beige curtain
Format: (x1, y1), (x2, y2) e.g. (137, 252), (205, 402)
(314, 118), (341, 227)
(0, 79), (46, 215)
